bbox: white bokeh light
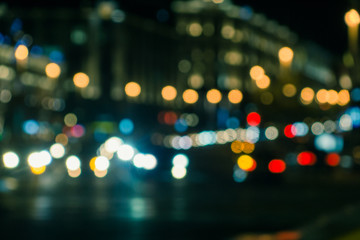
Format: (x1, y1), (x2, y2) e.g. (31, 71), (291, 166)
(143, 154), (157, 170)
(50, 143), (65, 159)
(66, 155), (81, 170)
(104, 137), (123, 153)
(116, 144), (135, 161)
(172, 154), (189, 167)
(171, 166), (187, 179)
(2, 152), (20, 169)
(95, 156), (110, 171)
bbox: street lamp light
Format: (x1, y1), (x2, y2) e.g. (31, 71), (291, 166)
(345, 9), (360, 54)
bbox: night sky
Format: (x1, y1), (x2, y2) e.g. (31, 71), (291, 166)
(2, 0), (354, 56)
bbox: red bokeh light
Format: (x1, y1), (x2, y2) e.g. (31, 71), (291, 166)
(284, 124), (295, 138)
(164, 111), (178, 125)
(268, 159), (286, 173)
(247, 112), (261, 126)
(247, 159), (257, 172)
(297, 151), (317, 166)
(325, 153), (340, 167)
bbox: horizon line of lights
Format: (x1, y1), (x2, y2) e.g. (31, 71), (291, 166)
(2, 41), (357, 109)
(156, 107), (359, 151)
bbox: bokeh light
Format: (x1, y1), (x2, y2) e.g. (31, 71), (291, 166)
(297, 151), (317, 166)
(68, 168), (81, 178)
(172, 154), (189, 167)
(231, 140), (243, 153)
(171, 166), (187, 179)
(237, 155), (256, 171)
(104, 137), (123, 153)
(278, 47), (294, 64)
(94, 169), (108, 178)
(55, 133), (68, 146)
(249, 65), (265, 81)
(161, 85), (177, 101)
(188, 22), (202, 37)
(255, 75), (270, 89)
(325, 153), (340, 167)
(31, 166), (46, 175)
(119, 118), (134, 135)
(282, 84), (297, 97)
(14, 44), (28, 61)
(66, 155), (81, 171)
(228, 89), (243, 104)
(45, 63), (61, 78)
(206, 89), (222, 104)
(182, 89), (199, 104)
(337, 89), (350, 106)
(265, 126), (279, 140)
(316, 89), (328, 104)
(345, 9), (360, 27)
(2, 152), (20, 169)
(246, 112), (261, 126)
(116, 144), (135, 161)
(125, 82), (141, 97)
(95, 156), (110, 171)
(268, 159), (286, 173)
(300, 87), (315, 104)
(188, 74), (204, 89)
(23, 120), (40, 135)
(73, 72), (90, 88)
(64, 113), (77, 127)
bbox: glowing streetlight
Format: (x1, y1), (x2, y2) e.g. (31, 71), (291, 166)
(278, 47), (294, 67)
(345, 9), (360, 53)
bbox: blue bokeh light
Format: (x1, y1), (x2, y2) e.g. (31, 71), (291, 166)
(119, 118), (134, 135)
(226, 117), (240, 129)
(314, 133), (343, 153)
(174, 119), (188, 133)
(23, 120), (40, 135)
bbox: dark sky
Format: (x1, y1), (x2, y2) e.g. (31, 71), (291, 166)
(3, 0), (354, 57)
(118, 0), (352, 57)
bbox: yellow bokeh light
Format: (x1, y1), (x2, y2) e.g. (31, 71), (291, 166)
(316, 89), (329, 104)
(213, 0), (224, 4)
(188, 22), (202, 37)
(345, 9), (360, 27)
(278, 47), (294, 64)
(249, 65), (265, 81)
(55, 133), (68, 146)
(125, 82), (141, 97)
(206, 89), (222, 104)
(224, 51), (242, 65)
(242, 142), (255, 154)
(68, 168), (81, 178)
(188, 74), (204, 89)
(64, 113), (77, 127)
(338, 89), (350, 106)
(282, 84), (297, 97)
(237, 155), (255, 171)
(14, 45), (29, 61)
(89, 156), (97, 171)
(221, 25), (235, 39)
(31, 166), (46, 175)
(182, 89), (198, 104)
(73, 72), (90, 88)
(161, 85), (177, 101)
(228, 89), (243, 104)
(327, 90), (338, 105)
(94, 169), (108, 178)
(231, 140), (243, 154)
(301, 87), (315, 103)
(256, 75), (271, 89)
(45, 63), (61, 79)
